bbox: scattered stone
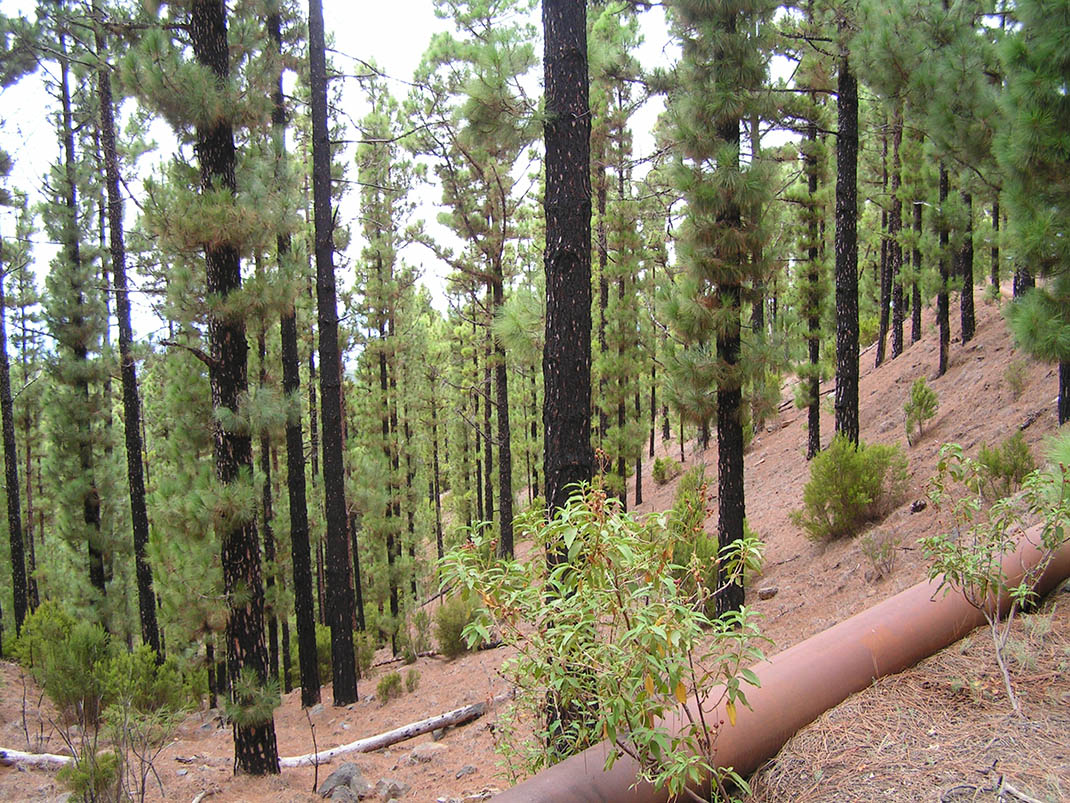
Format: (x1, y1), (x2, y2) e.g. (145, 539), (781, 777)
(456, 765), (477, 780)
(375, 778), (410, 800)
(175, 769), (188, 777)
(410, 743), (448, 764)
(431, 727), (446, 741)
(330, 787), (360, 803)
(910, 499), (927, 514)
(351, 776), (374, 798)
(318, 762), (365, 798)
(309, 703), (325, 715)
(757, 586), (778, 601)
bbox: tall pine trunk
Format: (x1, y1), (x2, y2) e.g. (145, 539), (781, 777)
(270, 9), (320, 709)
(805, 121), (820, 460)
(0, 250), (27, 636)
(834, 52), (859, 444)
(491, 279), (514, 558)
(190, 0), (278, 773)
(937, 166), (951, 377)
(960, 191), (975, 343)
(93, 2), (160, 654)
(543, 0), (593, 513)
(308, 0), (357, 706)
(890, 110), (904, 359)
(912, 200), (923, 343)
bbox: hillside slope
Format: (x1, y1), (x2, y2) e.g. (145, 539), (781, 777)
(1, 291), (1066, 803)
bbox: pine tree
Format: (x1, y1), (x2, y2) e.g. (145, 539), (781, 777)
(543, 0), (593, 516)
(666, 0), (778, 614)
(308, 0), (358, 706)
(0, 174), (28, 637)
(998, 0), (1070, 425)
(92, 0), (161, 656)
(833, 3), (860, 445)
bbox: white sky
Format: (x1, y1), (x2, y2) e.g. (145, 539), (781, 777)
(0, 0), (672, 334)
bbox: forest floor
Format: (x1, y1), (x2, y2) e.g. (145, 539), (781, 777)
(1, 288), (1068, 802)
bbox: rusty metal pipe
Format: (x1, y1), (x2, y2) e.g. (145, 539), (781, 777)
(495, 533), (1070, 802)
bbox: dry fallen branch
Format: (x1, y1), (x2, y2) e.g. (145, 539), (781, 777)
(279, 692), (512, 768)
(0, 747), (71, 768)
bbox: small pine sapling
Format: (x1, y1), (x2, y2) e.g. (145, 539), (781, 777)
(904, 377), (938, 445)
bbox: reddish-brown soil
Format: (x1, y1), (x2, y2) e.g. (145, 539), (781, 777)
(1, 290), (1067, 802)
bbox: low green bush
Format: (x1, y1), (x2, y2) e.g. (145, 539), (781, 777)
(792, 435), (910, 541)
(904, 377), (938, 446)
(405, 667), (420, 693)
(652, 456), (683, 486)
(977, 431), (1035, 500)
(434, 595), (478, 659)
(13, 601), (76, 679)
(376, 671), (402, 704)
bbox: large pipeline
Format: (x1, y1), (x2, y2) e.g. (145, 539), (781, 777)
(494, 533), (1070, 802)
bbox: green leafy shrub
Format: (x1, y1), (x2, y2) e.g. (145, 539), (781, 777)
(977, 431), (1035, 499)
(652, 456), (683, 485)
(904, 377), (938, 445)
(405, 668), (420, 693)
(434, 595), (478, 659)
(442, 485), (767, 800)
(792, 435), (910, 541)
(376, 671), (402, 704)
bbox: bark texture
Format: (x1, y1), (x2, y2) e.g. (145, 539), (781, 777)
(308, 0), (358, 705)
(834, 54), (859, 445)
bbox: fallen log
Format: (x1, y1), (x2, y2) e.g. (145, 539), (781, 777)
(279, 691), (511, 768)
(0, 747), (71, 768)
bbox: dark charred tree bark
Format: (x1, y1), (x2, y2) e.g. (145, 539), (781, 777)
(876, 126), (890, 368)
(805, 121), (821, 461)
(94, 1), (160, 655)
(482, 339), (494, 528)
(542, 0), (593, 517)
(912, 200), (923, 343)
(634, 387), (642, 506)
(257, 327), (279, 684)
(937, 166), (951, 377)
(349, 512), (365, 633)
(990, 199), (1000, 289)
(890, 111), (904, 359)
(491, 280), (514, 558)
(308, 0), (357, 706)
(542, 0), (593, 756)
(430, 377), (444, 563)
(960, 191), (975, 343)
(0, 248), (27, 637)
(190, 0), (278, 774)
(270, 9), (320, 709)
(1061, 362), (1069, 426)
(834, 53), (859, 445)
